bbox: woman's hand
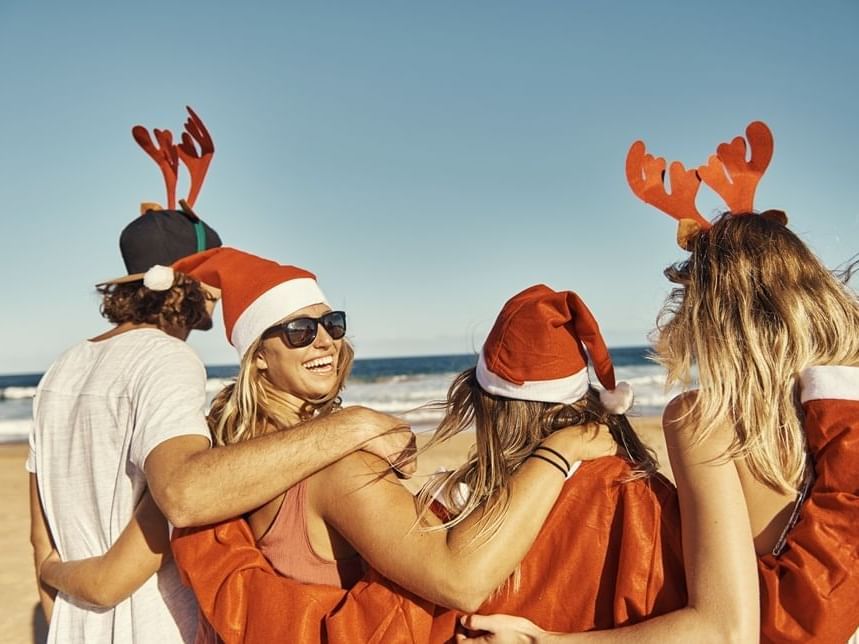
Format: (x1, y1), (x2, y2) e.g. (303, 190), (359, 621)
(456, 614), (554, 643)
(541, 423), (618, 466)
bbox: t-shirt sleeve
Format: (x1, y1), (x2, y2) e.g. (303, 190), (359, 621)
(25, 389), (40, 473)
(128, 346), (211, 471)
(25, 424), (36, 473)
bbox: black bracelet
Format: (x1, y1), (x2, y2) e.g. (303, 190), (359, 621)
(527, 453), (569, 478)
(533, 445), (571, 472)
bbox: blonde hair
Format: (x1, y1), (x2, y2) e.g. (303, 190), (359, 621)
(416, 368), (658, 545)
(655, 213), (859, 492)
(208, 336), (355, 446)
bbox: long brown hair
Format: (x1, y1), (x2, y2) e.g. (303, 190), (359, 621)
(655, 213), (859, 492)
(416, 368), (657, 544)
(208, 337), (355, 446)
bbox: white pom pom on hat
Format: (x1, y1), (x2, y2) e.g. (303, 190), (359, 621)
(476, 284), (634, 414)
(599, 381), (634, 415)
(142, 265), (175, 291)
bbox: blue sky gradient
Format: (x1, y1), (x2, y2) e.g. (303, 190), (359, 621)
(1, 1), (857, 372)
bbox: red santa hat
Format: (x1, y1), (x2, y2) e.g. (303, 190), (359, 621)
(476, 284), (633, 414)
(171, 247), (328, 358)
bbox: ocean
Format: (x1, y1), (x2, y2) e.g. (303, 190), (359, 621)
(0, 347), (681, 444)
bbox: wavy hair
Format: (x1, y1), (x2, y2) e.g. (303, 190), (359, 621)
(208, 336), (355, 446)
(416, 368), (657, 546)
(98, 272), (212, 334)
(654, 213), (859, 492)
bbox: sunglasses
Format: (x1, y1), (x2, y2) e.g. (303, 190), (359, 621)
(261, 310), (347, 348)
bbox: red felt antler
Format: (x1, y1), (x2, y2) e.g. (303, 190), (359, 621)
(696, 121), (773, 214)
(132, 126), (179, 209)
(177, 106), (215, 208)
(625, 140), (710, 229)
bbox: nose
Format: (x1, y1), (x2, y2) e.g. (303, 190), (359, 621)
(313, 322), (334, 348)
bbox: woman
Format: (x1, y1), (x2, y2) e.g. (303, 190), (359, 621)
(460, 122), (859, 642)
(171, 282), (699, 643)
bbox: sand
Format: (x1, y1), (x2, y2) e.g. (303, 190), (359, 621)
(0, 416), (667, 643)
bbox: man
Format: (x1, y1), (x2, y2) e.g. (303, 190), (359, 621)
(28, 111), (412, 643)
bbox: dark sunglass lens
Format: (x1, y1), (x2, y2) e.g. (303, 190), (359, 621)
(321, 311), (347, 339)
(284, 318), (317, 348)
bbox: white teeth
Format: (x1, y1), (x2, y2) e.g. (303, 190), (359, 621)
(303, 356), (334, 369)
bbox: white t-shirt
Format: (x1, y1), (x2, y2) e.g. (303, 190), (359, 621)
(27, 328), (211, 644)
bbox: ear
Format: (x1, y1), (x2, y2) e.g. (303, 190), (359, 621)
(254, 348), (269, 372)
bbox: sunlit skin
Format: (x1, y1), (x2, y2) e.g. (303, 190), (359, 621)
(254, 302), (342, 410)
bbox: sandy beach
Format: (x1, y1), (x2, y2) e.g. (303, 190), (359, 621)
(0, 416), (666, 643)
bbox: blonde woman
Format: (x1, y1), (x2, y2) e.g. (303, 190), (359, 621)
(463, 125), (859, 642)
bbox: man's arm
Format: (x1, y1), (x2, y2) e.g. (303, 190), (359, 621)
(145, 406), (413, 527)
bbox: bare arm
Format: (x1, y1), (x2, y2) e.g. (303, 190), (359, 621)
(38, 492), (169, 607)
(29, 474), (56, 622)
(316, 427), (609, 612)
(460, 394), (759, 643)
(145, 406), (414, 527)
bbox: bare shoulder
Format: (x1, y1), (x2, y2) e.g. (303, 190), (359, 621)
(662, 390), (699, 430)
(662, 390), (734, 458)
(314, 450), (401, 498)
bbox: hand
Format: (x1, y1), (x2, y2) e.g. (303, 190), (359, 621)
(456, 614), (548, 643)
(541, 423), (618, 464)
(343, 406), (418, 477)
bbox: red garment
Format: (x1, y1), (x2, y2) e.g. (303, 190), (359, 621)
(173, 457), (685, 642)
(757, 390), (859, 643)
(173, 371), (859, 642)
(472, 459), (685, 631)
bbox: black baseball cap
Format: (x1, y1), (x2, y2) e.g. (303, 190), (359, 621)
(98, 205), (222, 285)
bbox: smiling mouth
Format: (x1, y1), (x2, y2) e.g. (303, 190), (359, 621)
(303, 355), (335, 374)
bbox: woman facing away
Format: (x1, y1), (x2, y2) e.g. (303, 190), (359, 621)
(462, 123), (859, 643)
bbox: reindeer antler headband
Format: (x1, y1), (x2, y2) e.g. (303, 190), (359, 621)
(626, 121), (782, 249)
(132, 106), (214, 213)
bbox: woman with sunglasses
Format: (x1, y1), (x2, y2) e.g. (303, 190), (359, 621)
(167, 247), (624, 621)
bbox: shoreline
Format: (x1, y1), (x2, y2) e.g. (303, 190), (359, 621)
(0, 416), (667, 643)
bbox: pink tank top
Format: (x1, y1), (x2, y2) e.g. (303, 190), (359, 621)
(257, 478), (365, 589)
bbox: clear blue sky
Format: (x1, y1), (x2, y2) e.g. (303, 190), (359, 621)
(1, 1), (857, 373)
